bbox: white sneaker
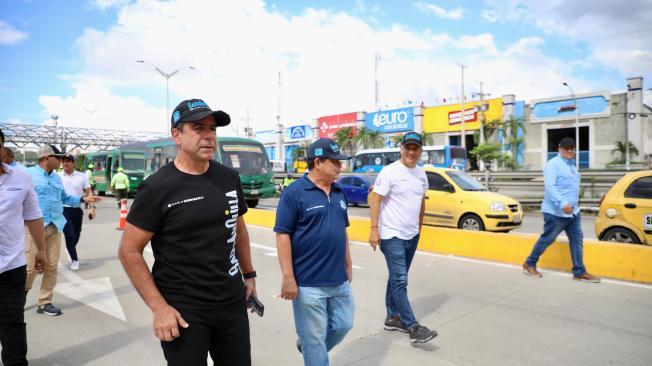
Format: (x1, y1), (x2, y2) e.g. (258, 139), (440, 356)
(70, 261), (79, 271)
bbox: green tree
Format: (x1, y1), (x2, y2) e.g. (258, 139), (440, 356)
(391, 135), (403, 147)
(611, 140), (639, 163)
(354, 127), (384, 149)
(334, 127), (357, 158)
(420, 131), (434, 146)
(501, 116), (525, 163)
(470, 143), (502, 189)
(291, 142), (308, 161)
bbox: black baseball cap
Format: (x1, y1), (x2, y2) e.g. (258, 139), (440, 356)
(307, 138), (351, 160)
(171, 99), (230, 129)
(558, 137), (576, 148)
(402, 131), (422, 147)
(63, 154), (75, 161)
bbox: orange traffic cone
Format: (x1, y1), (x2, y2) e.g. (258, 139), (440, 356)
(116, 198), (128, 230)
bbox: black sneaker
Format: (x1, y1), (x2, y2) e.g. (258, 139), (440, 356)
(296, 339), (302, 354)
(384, 316), (409, 333)
(408, 324), (437, 343)
(36, 303), (62, 316)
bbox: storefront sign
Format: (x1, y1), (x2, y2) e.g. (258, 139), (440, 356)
(284, 125), (313, 141)
(318, 112), (358, 138)
(365, 107), (414, 133)
(424, 98), (503, 133)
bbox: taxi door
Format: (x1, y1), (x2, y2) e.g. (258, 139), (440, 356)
(621, 175), (652, 243)
(424, 172), (457, 227)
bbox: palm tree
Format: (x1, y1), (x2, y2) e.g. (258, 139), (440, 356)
(501, 116), (525, 161)
(420, 131), (434, 146)
(334, 127), (356, 157)
(367, 130), (384, 148)
(354, 127), (384, 149)
(391, 135), (403, 147)
(354, 126), (371, 149)
(612, 141), (639, 163)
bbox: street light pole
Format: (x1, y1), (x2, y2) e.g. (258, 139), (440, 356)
(137, 60), (195, 131)
(456, 61), (467, 150)
(562, 82), (580, 170)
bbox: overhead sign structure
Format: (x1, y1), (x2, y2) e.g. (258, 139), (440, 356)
(318, 112), (359, 139)
(365, 107), (414, 133)
(423, 97), (503, 133)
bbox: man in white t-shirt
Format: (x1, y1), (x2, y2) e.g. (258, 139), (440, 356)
(59, 155), (94, 271)
(369, 131), (437, 344)
(0, 128), (47, 365)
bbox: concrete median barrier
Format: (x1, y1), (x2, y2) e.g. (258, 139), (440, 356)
(245, 208), (652, 284)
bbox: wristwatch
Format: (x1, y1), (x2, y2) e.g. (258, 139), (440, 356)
(242, 271), (257, 279)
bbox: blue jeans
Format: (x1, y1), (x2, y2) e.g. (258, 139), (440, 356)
(526, 213), (586, 276)
(293, 281), (354, 366)
(380, 235), (419, 329)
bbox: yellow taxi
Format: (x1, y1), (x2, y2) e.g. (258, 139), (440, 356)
(422, 167), (523, 232)
(595, 170), (652, 244)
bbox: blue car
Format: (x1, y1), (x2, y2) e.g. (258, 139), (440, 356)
(337, 175), (373, 206)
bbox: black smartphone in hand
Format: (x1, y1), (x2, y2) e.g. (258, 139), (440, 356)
(247, 296), (264, 317)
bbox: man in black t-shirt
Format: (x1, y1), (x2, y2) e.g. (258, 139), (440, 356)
(118, 99), (257, 366)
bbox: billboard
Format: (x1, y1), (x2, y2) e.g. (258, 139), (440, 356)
(365, 107), (414, 133)
(318, 112), (358, 139)
(284, 125), (313, 141)
(424, 98), (503, 133)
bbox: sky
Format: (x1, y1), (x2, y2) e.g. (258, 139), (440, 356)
(1, 0), (651, 135)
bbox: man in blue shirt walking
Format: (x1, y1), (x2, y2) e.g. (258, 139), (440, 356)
(274, 138), (354, 366)
(25, 145), (101, 316)
(523, 137), (600, 282)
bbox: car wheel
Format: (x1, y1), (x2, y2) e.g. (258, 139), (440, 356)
(246, 199), (259, 209)
(459, 214), (485, 231)
(602, 227), (641, 244)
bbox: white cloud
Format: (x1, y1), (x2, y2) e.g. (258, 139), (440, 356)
(481, 0), (652, 80)
(34, 0), (614, 135)
(0, 20), (28, 45)
(414, 2), (464, 20)
(38, 85), (167, 133)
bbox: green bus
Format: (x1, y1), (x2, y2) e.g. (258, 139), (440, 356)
(86, 142), (146, 196)
(144, 137), (275, 208)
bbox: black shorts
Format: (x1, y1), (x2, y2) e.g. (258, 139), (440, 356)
(115, 189), (128, 200)
(160, 298), (251, 366)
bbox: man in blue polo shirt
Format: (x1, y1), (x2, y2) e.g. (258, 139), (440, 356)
(275, 138), (354, 366)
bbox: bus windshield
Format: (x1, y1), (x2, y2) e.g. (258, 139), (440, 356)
(121, 153), (145, 171)
(445, 171), (486, 191)
(219, 142), (270, 174)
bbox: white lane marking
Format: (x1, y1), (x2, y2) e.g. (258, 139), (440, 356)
(57, 263), (127, 321)
(250, 242), (363, 269)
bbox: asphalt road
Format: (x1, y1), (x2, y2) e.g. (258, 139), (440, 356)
(257, 198), (598, 239)
(21, 200), (652, 365)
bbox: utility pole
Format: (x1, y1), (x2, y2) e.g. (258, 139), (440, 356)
(277, 71), (285, 163)
(241, 109), (252, 138)
(456, 61), (467, 149)
(475, 81), (491, 146)
(374, 53), (381, 111)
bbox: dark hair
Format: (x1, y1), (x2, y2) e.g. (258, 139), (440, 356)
(172, 122), (187, 132)
(0, 128), (4, 143)
(307, 158), (316, 170)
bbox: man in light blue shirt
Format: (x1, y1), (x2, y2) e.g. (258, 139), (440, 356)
(523, 138), (600, 283)
(24, 145), (100, 316)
